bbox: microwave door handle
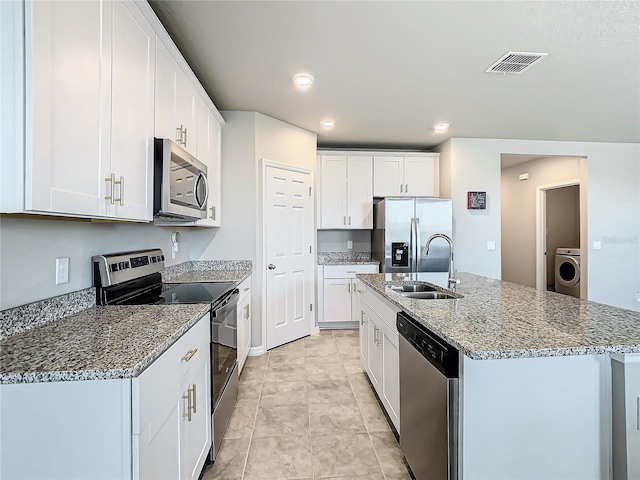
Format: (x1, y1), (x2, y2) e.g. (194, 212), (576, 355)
(194, 172), (209, 209)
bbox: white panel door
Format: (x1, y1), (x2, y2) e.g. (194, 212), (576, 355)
(109, 0), (154, 221)
(373, 156), (403, 197)
(366, 308), (383, 392)
(404, 156), (436, 197)
(346, 155), (373, 228)
(265, 164), (314, 349)
(320, 155), (347, 228)
(382, 330), (400, 430)
(195, 97), (222, 226)
(27, 0), (107, 216)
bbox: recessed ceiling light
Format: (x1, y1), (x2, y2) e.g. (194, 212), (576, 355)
(293, 73), (314, 87)
(320, 120), (335, 128)
(433, 123), (450, 133)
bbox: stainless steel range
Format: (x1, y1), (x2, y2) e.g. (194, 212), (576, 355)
(92, 248), (238, 462)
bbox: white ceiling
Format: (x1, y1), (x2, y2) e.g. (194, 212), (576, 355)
(149, 0), (640, 150)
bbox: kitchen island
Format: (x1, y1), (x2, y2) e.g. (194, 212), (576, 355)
(357, 272), (640, 480)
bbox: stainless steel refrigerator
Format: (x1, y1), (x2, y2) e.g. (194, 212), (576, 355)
(372, 197), (452, 273)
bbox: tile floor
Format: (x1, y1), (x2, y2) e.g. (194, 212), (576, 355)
(201, 329), (411, 480)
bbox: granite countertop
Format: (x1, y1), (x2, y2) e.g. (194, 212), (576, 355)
(0, 304), (210, 384)
(163, 260), (252, 284)
(166, 270), (251, 284)
(357, 272), (640, 360)
(317, 252), (379, 266)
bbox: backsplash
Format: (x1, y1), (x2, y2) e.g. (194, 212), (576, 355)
(317, 252), (373, 263)
(0, 288), (95, 339)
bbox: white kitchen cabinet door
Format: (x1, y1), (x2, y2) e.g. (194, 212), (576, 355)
(195, 97), (222, 227)
(135, 400), (181, 480)
(320, 155), (348, 228)
(381, 327), (400, 431)
(237, 276), (252, 373)
(154, 39), (197, 157)
(323, 278), (352, 323)
(108, 0), (155, 221)
(179, 356), (212, 480)
(404, 156), (437, 197)
(346, 156), (373, 228)
(366, 307), (383, 392)
(26, 0), (107, 216)
(356, 282), (368, 365)
(373, 156), (403, 197)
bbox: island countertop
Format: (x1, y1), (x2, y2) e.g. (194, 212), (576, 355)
(0, 304), (210, 384)
(357, 272), (640, 360)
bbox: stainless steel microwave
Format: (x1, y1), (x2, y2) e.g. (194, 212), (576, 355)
(153, 138), (208, 221)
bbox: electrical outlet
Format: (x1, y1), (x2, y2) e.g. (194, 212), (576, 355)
(347, 241), (353, 249)
(637, 292), (640, 303)
(487, 241), (496, 251)
(56, 257), (69, 285)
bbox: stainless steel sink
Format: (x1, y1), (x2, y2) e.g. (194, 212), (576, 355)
(390, 284), (438, 293)
(401, 291), (456, 299)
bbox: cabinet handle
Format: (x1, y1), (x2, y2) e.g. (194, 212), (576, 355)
(348, 283), (351, 293)
(182, 388), (192, 421)
(181, 348), (197, 362)
(244, 304), (250, 319)
(348, 216), (352, 225)
(105, 173), (115, 204)
(113, 176), (124, 206)
(400, 184), (403, 193)
(343, 216), (346, 225)
(210, 205), (216, 220)
(360, 311), (365, 325)
(183, 127), (188, 147)
(176, 125), (183, 145)
(346, 270), (357, 273)
(191, 383), (197, 414)
(405, 183), (409, 193)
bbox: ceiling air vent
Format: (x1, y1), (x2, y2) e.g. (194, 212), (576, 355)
(485, 51), (548, 75)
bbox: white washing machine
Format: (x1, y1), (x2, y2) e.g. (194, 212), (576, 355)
(555, 248), (581, 298)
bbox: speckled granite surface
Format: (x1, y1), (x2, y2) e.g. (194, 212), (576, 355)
(317, 252), (379, 265)
(357, 272), (640, 360)
(0, 288), (95, 340)
(0, 304), (209, 384)
(163, 260), (252, 283)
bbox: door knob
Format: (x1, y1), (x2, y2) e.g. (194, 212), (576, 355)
(268, 264), (276, 270)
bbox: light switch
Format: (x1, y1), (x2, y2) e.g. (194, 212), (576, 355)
(347, 240), (353, 249)
(593, 241), (602, 250)
(487, 241), (496, 251)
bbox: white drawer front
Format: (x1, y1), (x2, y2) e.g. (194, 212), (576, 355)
(323, 264), (378, 278)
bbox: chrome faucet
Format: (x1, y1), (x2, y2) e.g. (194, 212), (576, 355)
(422, 233), (460, 289)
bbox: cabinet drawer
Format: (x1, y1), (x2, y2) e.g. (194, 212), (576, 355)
(237, 276), (252, 303)
(365, 288), (400, 333)
(133, 313), (210, 434)
(323, 264), (378, 278)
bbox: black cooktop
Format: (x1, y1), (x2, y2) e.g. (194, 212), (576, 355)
(160, 282), (236, 305)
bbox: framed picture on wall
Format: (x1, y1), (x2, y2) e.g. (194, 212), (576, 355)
(467, 191), (487, 210)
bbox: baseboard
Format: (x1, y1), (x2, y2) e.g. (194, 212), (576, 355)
(318, 321), (359, 330)
(248, 345), (266, 357)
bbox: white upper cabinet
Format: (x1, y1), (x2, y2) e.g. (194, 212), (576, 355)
(195, 96), (222, 227)
(7, 0), (154, 221)
(155, 39), (197, 157)
(108, 0), (155, 220)
(319, 155), (372, 229)
(373, 154), (439, 197)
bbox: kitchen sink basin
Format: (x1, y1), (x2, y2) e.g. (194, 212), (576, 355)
(401, 291), (456, 299)
(390, 284), (438, 293)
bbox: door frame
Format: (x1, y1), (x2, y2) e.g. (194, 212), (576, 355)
(260, 159), (316, 352)
(535, 178), (580, 293)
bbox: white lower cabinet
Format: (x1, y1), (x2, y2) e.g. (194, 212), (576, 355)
(359, 286), (401, 432)
(237, 276), (252, 373)
(0, 313), (211, 480)
(319, 264), (378, 326)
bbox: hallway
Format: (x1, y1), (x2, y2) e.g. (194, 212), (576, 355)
(202, 330), (410, 479)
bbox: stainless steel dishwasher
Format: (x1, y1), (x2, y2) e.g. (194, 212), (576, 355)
(397, 311), (459, 480)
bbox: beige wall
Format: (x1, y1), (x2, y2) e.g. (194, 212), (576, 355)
(501, 156), (582, 289)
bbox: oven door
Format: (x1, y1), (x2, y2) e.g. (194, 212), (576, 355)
(211, 289), (239, 408)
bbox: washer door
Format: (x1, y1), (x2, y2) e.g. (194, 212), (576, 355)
(556, 256), (580, 288)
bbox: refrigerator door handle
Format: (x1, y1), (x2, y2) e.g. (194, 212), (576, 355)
(415, 217), (421, 266)
(410, 217), (416, 272)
